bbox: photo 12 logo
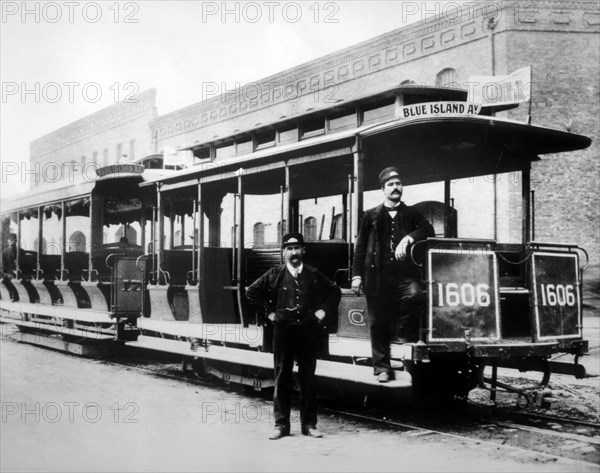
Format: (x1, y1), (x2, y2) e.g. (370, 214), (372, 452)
(2, 401), (140, 424)
(1, 82), (140, 104)
(1, 2), (140, 24)
(200, 1), (339, 24)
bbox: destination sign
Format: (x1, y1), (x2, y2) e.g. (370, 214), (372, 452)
(399, 101), (481, 119)
(95, 163), (145, 178)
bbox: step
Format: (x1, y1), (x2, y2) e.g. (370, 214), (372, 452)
(127, 336), (411, 388)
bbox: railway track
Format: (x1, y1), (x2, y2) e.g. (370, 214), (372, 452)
(97, 347), (599, 467)
(4, 329), (597, 467)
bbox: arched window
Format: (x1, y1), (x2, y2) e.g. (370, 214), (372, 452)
(68, 231), (86, 252)
(253, 222), (265, 246)
(304, 217), (317, 241)
(92, 151), (98, 164)
(436, 68), (457, 87)
(116, 225), (137, 244)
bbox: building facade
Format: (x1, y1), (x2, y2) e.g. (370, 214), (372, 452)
(29, 89), (157, 189)
(18, 1), (600, 265)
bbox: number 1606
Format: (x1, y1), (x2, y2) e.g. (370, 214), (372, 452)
(539, 284), (576, 307)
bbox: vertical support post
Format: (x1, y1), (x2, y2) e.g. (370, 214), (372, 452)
(37, 205), (43, 278)
(487, 17), (498, 241)
(169, 205), (175, 249)
(351, 137), (364, 243)
(180, 214), (186, 247)
(191, 199), (197, 280)
(284, 165), (291, 234)
(150, 206), (156, 283)
(157, 184), (164, 284)
(61, 201), (66, 279)
(232, 191), (237, 279)
(140, 210), (146, 252)
(236, 170), (246, 326)
(16, 210), (21, 276)
(187, 180), (205, 324)
(280, 185), (285, 247)
(346, 173), (353, 280)
(522, 163), (531, 243)
(197, 181), (204, 285)
(444, 180), (451, 238)
(87, 196), (93, 278)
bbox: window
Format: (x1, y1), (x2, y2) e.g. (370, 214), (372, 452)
(253, 222), (265, 246)
(116, 225), (137, 244)
(103, 148), (109, 165)
(92, 151), (98, 164)
(362, 97), (396, 125)
(303, 217), (317, 241)
(436, 68), (457, 87)
(215, 141), (235, 160)
(278, 125), (298, 145)
(255, 130), (276, 150)
(236, 137), (253, 155)
(328, 110), (356, 132)
(299, 117), (325, 140)
(193, 146), (211, 161)
(116, 143), (123, 162)
(68, 231), (86, 252)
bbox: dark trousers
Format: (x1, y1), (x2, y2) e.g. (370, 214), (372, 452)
(272, 322), (318, 432)
(366, 273), (424, 375)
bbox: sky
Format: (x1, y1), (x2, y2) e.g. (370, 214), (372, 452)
(0, 0), (468, 199)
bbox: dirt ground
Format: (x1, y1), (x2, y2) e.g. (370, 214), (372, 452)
(1, 336), (597, 473)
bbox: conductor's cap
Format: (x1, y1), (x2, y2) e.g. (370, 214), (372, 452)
(281, 232), (304, 248)
(378, 167), (401, 186)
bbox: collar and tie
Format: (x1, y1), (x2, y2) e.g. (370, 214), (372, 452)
(385, 205), (399, 218)
(287, 263), (303, 279)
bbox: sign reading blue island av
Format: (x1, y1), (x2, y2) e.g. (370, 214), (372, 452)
(428, 249), (500, 342)
(531, 252), (581, 341)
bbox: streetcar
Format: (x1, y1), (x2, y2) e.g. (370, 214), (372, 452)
(0, 84), (592, 401)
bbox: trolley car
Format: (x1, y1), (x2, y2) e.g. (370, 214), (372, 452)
(0, 85), (592, 401)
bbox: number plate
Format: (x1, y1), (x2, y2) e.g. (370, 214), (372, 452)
(428, 249), (500, 342)
(531, 252), (581, 340)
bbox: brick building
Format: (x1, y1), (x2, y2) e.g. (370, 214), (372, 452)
(29, 89), (157, 189)
(20, 1), (599, 265)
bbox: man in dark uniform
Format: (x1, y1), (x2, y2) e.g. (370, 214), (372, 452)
(1, 233), (19, 278)
(246, 232), (341, 440)
(351, 167), (434, 383)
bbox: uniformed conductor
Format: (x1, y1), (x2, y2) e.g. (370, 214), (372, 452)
(352, 167), (434, 383)
(246, 232), (341, 440)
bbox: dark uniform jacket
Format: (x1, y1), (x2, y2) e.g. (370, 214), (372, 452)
(246, 264), (341, 328)
(352, 203), (434, 296)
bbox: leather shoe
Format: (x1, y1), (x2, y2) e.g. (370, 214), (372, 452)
(302, 427), (323, 438)
(377, 372), (390, 383)
(268, 428), (288, 440)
